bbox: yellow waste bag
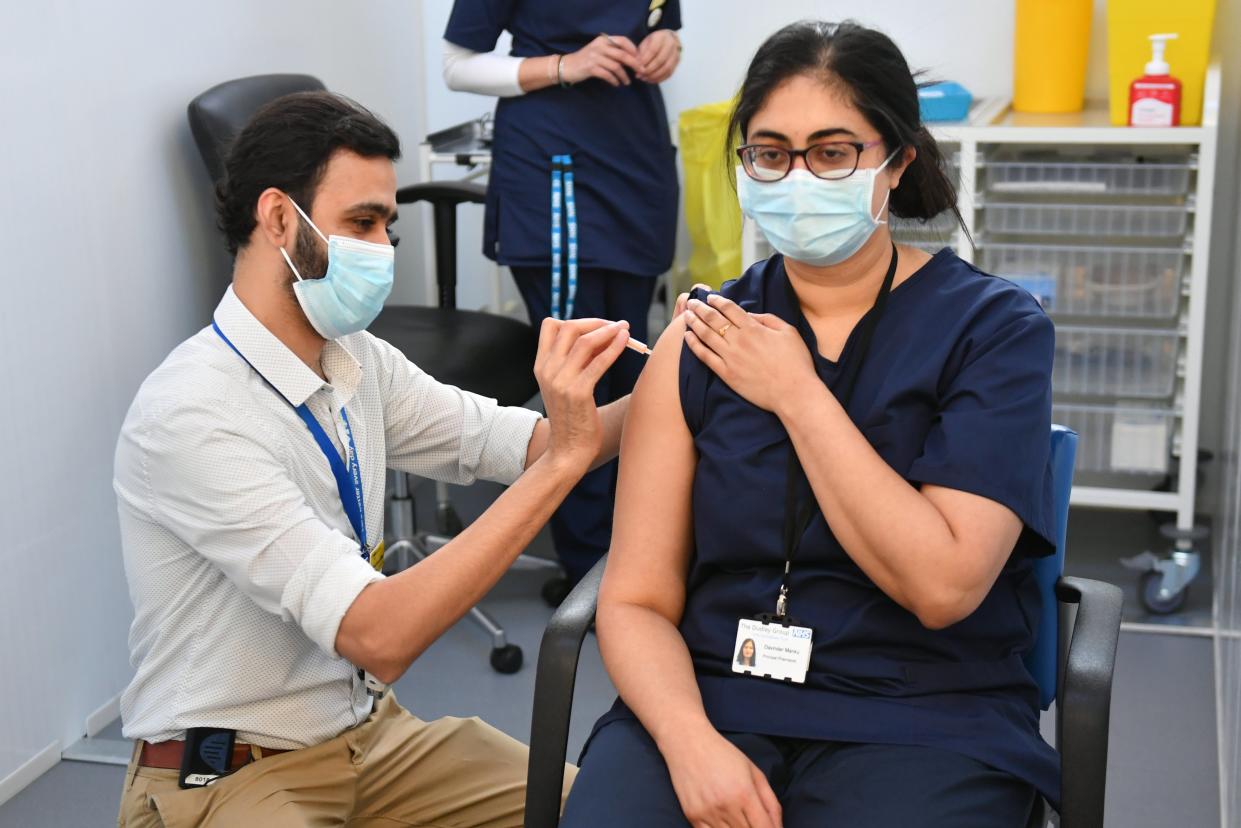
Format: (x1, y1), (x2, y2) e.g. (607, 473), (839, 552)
(678, 100), (742, 290)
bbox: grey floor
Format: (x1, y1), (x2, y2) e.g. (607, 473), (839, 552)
(1065, 505), (1214, 629)
(0, 487), (1223, 828)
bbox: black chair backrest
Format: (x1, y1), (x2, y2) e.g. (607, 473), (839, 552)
(186, 74), (490, 311)
(188, 74), (326, 186)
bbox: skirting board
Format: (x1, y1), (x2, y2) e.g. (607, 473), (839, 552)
(0, 741), (60, 808)
(86, 692), (122, 738)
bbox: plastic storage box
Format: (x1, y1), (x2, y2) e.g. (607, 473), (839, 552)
(984, 156), (1192, 197)
(919, 82), (973, 122)
(1053, 402), (1175, 474)
(1053, 325), (1179, 398)
(980, 243), (1185, 318)
(983, 202), (1189, 239)
(892, 210), (960, 238)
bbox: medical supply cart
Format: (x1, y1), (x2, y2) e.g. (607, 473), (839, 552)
(416, 115), (523, 316)
(742, 66), (1222, 613)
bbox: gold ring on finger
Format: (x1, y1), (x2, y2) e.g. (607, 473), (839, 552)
(717, 323), (732, 338)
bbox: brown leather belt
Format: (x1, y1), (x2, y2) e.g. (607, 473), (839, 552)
(138, 739), (292, 771)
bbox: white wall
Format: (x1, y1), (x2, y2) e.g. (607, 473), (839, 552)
(0, 0), (427, 797)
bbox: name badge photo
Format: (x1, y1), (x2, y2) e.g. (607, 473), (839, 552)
(732, 617), (813, 684)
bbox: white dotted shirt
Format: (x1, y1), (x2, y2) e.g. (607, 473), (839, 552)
(114, 286), (539, 748)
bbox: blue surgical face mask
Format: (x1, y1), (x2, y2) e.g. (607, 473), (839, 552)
(279, 197), (395, 340)
(737, 150), (898, 267)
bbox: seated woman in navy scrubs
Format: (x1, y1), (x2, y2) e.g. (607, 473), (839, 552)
(562, 20), (1058, 828)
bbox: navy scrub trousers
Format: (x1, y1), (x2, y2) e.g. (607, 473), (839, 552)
(510, 266), (655, 582)
(560, 718), (1038, 828)
(445, 0), (681, 583)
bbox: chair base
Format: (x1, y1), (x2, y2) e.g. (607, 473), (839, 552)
(387, 537), (514, 649)
(386, 473), (561, 674)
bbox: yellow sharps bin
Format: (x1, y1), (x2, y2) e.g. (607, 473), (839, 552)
(1014, 0), (1093, 113)
(1107, 0), (1217, 126)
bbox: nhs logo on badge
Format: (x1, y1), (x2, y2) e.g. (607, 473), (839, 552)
(790, 627), (812, 640)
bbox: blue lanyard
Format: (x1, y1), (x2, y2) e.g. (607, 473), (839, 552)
(212, 322), (369, 559)
(550, 154), (578, 320)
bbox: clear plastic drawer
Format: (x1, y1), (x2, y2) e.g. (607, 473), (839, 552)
(982, 202), (1189, 239)
(899, 238), (954, 255)
(980, 243), (1184, 319)
(892, 210), (960, 238)
(1053, 403), (1175, 474)
(984, 157), (1192, 197)
(1053, 325), (1179, 398)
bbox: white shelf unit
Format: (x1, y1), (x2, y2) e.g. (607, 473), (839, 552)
(741, 65), (1221, 539)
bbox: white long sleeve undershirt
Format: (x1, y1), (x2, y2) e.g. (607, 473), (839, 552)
(442, 40), (527, 98)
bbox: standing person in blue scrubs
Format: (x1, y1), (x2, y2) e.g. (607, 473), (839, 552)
(562, 21), (1059, 827)
(443, 0), (681, 599)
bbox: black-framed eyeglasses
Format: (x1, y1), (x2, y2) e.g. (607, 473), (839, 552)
(736, 139), (885, 182)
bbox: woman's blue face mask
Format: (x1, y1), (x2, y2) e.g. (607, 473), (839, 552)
(737, 149), (898, 267)
(279, 197), (395, 340)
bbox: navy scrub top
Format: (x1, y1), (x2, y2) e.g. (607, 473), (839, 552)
(593, 249), (1063, 807)
(444, 0), (680, 277)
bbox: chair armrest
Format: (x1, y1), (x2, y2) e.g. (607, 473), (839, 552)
(524, 555), (608, 828)
(395, 180), (486, 206)
(1055, 575), (1123, 828)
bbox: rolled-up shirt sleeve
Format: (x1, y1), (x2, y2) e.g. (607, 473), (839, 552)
(372, 335), (540, 486)
(129, 396), (384, 657)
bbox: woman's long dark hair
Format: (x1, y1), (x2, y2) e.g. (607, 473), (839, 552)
(727, 20), (964, 232)
(736, 638), (757, 666)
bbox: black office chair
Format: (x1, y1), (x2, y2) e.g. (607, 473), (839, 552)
(187, 74), (543, 673)
(523, 427), (1124, 828)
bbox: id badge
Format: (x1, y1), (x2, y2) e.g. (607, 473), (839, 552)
(732, 617), (813, 684)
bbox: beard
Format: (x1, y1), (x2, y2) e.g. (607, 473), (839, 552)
(287, 222), (329, 295)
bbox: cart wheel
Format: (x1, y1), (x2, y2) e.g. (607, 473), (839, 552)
(436, 504), (464, 536)
(490, 644), (523, 674)
(1139, 571), (1188, 615)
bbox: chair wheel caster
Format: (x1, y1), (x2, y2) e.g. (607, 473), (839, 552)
(541, 576), (572, 608)
(1139, 571), (1188, 615)
(490, 644), (523, 674)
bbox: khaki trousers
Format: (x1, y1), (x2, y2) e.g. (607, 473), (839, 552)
(117, 694), (575, 827)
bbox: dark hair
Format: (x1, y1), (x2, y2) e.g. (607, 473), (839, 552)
(736, 638), (757, 665)
(727, 20), (962, 229)
(217, 91), (401, 255)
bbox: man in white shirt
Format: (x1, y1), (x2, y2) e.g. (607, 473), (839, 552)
(114, 90), (634, 827)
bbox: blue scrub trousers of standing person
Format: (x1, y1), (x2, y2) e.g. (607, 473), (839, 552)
(510, 266), (655, 583)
